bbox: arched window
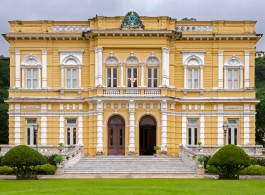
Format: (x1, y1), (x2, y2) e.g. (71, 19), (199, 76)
(125, 53), (139, 88)
(105, 53), (119, 87)
(224, 56), (244, 89)
(146, 54), (160, 87)
(21, 55), (41, 89)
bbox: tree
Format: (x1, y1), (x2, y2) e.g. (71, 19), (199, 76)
(255, 56), (265, 89)
(0, 103), (8, 144)
(1, 145), (46, 179)
(208, 144), (251, 179)
(0, 60), (10, 88)
(255, 88), (265, 146)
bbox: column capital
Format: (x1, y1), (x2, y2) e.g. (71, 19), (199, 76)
(119, 62), (124, 66)
(60, 64), (64, 68)
(15, 50), (20, 55)
(218, 50), (224, 56)
(244, 50), (250, 56)
(42, 49), (47, 55)
(162, 47), (168, 53)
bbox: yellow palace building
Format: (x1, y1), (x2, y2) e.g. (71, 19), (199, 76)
(2, 12), (262, 156)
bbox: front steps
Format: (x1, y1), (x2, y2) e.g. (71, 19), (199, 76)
(64, 156), (196, 176)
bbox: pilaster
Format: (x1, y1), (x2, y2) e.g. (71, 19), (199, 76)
(128, 100), (136, 154)
(160, 100), (167, 153)
(15, 50), (20, 88)
(218, 50), (223, 88)
(42, 49), (47, 88)
(96, 100), (104, 154)
(244, 50), (250, 88)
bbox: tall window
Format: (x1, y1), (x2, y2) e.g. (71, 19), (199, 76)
(228, 69), (239, 89)
(148, 68), (158, 87)
(26, 119), (37, 145)
(188, 69), (199, 89)
(228, 119), (238, 145)
(127, 68), (137, 87)
(66, 119), (77, 145)
(107, 67), (117, 87)
(66, 68), (77, 89)
(187, 119), (198, 145)
(26, 69), (38, 89)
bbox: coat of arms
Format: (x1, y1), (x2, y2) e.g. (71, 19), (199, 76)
(121, 11), (144, 29)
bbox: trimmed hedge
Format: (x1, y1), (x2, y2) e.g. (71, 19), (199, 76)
(206, 164), (220, 174)
(0, 166), (13, 175)
(251, 158), (265, 167)
(0, 155), (3, 165)
(33, 164), (57, 175)
(240, 165), (265, 175)
(208, 144), (251, 179)
(45, 154), (58, 166)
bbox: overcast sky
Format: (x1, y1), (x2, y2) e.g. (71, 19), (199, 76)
(0, 0), (264, 56)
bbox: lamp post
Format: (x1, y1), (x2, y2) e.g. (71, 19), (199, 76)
(33, 123), (39, 151)
(223, 122), (228, 145)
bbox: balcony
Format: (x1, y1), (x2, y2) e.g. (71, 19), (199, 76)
(103, 88), (161, 96)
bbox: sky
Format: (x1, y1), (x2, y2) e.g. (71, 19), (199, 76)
(0, 0), (264, 56)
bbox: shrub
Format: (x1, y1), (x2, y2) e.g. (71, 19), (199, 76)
(240, 165), (265, 175)
(0, 155), (3, 165)
(203, 156), (211, 169)
(0, 166), (13, 175)
(45, 154), (58, 166)
(206, 164), (220, 174)
(54, 155), (64, 165)
(1, 145), (47, 179)
(33, 164), (56, 175)
(208, 144), (251, 179)
(251, 158), (265, 167)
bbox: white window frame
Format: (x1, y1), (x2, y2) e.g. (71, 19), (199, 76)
(127, 67), (138, 88)
(26, 68), (39, 89)
(26, 119), (37, 145)
(147, 67), (158, 88)
(66, 119), (77, 145)
(187, 119), (199, 145)
(106, 67), (118, 87)
(66, 68), (78, 89)
(187, 68), (199, 89)
(228, 119), (239, 145)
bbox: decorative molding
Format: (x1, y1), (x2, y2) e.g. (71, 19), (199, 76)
(125, 52), (139, 65)
(21, 105), (40, 109)
(21, 55), (41, 66)
(224, 56), (243, 66)
(146, 52), (160, 65)
(105, 52), (119, 65)
(121, 11), (144, 29)
(52, 26), (90, 32)
(176, 26), (212, 32)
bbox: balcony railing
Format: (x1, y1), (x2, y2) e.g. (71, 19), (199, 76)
(103, 88), (161, 96)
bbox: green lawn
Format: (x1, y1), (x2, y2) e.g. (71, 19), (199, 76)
(0, 179), (264, 195)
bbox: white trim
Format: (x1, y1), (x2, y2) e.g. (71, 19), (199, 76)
(42, 50), (47, 88)
(128, 100), (136, 153)
(182, 115), (187, 144)
(41, 116), (47, 145)
(217, 116), (223, 145)
(161, 100), (167, 152)
(78, 116), (83, 144)
(245, 51), (250, 88)
(15, 50), (20, 88)
(59, 116), (64, 144)
(200, 116), (205, 144)
(96, 100), (103, 153)
(95, 48), (98, 86)
(244, 104), (250, 145)
(97, 47), (103, 86)
(218, 50), (223, 88)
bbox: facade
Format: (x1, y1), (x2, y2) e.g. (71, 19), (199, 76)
(256, 51), (265, 58)
(3, 12), (262, 156)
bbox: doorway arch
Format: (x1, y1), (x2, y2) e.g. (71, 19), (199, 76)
(108, 115), (125, 155)
(139, 115), (157, 155)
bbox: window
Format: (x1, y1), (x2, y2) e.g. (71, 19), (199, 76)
(26, 69), (38, 89)
(66, 119), (77, 145)
(188, 69), (199, 89)
(107, 67), (117, 87)
(148, 68), (158, 87)
(227, 69), (239, 89)
(127, 68), (137, 87)
(187, 119), (199, 145)
(66, 69), (77, 89)
(26, 119), (37, 145)
(228, 119), (238, 145)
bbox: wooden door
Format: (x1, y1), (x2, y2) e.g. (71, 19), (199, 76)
(108, 116), (125, 155)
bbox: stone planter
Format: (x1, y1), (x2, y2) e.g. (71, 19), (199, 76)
(239, 175), (265, 180)
(197, 164), (205, 175)
(55, 164), (64, 175)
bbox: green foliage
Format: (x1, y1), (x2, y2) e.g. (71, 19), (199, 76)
(203, 156), (211, 169)
(0, 103), (8, 144)
(255, 56), (265, 89)
(0, 60), (9, 88)
(0, 166), (13, 175)
(208, 144), (251, 179)
(240, 165), (265, 175)
(153, 146), (160, 151)
(0, 155), (3, 165)
(206, 164), (220, 174)
(45, 154), (58, 166)
(2, 145), (46, 179)
(53, 155), (64, 165)
(197, 156), (206, 164)
(0, 88), (8, 104)
(251, 158), (265, 167)
(255, 88), (265, 146)
(33, 164), (56, 175)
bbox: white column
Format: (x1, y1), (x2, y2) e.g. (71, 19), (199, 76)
(182, 115), (187, 144)
(15, 50), (20, 88)
(96, 100), (104, 154)
(78, 116), (83, 144)
(42, 49), (47, 88)
(21, 66), (25, 88)
(140, 63), (145, 87)
(244, 50), (250, 88)
(244, 104), (250, 145)
(60, 65), (64, 89)
(41, 104), (47, 145)
(218, 50), (224, 88)
(162, 47), (167, 86)
(120, 63), (124, 87)
(97, 47), (103, 86)
(224, 67), (227, 89)
(166, 48), (170, 86)
(128, 100), (136, 153)
(14, 104), (21, 145)
(94, 48), (98, 87)
(78, 66), (82, 89)
(59, 116), (64, 143)
(183, 66), (187, 88)
(200, 116), (205, 144)
(240, 67), (244, 89)
(200, 66), (204, 89)
(217, 104), (224, 145)
(161, 100), (167, 152)
(38, 66), (41, 89)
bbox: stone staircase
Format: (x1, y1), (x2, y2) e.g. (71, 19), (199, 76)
(63, 156), (196, 175)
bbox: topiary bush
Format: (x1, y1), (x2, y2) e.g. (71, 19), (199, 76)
(208, 144), (251, 179)
(251, 158), (265, 167)
(206, 164), (220, 174)
(0, 166), (13, 175)
(33, 164), (57, 175)
(240, 165), (265, 175)
(0, 156), (3, 165)
(1, 145), (47, 179)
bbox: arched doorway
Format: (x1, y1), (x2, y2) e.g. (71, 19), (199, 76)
(108, 115), (125, 155)
(139, 115), (156, 155)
